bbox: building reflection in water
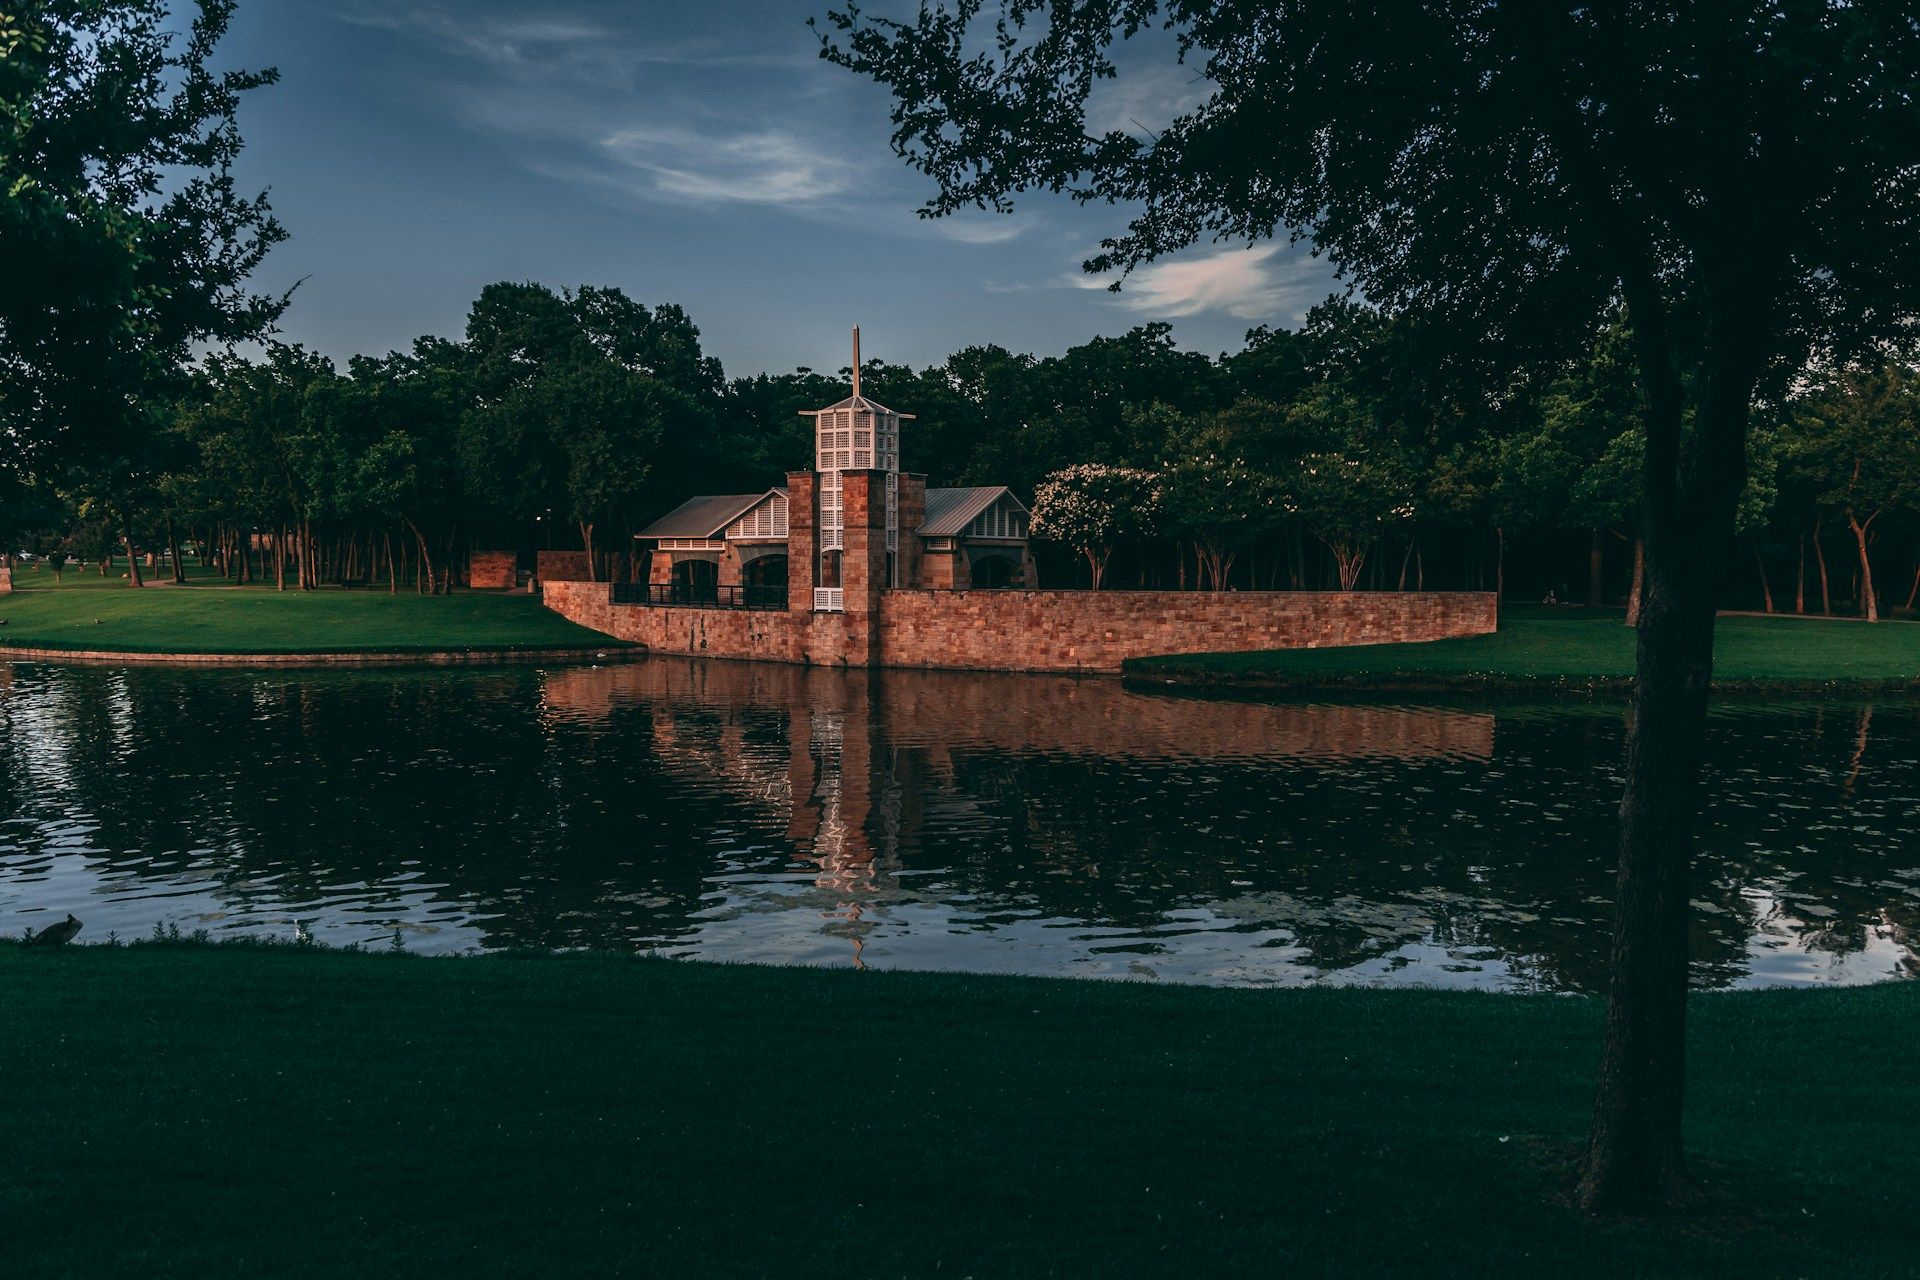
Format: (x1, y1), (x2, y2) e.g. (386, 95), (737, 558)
(544, 659), (1502, 975)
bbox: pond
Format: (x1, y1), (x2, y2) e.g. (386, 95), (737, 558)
(1, 658), (1915, 991)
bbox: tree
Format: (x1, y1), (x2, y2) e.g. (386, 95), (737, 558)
(2, 0), (287, 575)
(1789, 361), (1920, 623)
(1284, 392), (1415, 591)
(1150, 403), (1287, 590)
(819, 1), (1920, 1210)
(1029, 463), (1158, 589)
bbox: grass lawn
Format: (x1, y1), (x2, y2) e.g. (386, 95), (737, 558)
(0, 560), (621, 654)
(1126, 607), (1920, 692)
(1, 942), (1912, 1278)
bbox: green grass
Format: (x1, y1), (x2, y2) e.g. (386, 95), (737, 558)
(1, 942), (1912, 1278)
(0, 560), (622, 654)
(1127, 607), (1920, 692)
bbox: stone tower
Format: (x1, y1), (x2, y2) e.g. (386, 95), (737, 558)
(796, 327), (912, 613)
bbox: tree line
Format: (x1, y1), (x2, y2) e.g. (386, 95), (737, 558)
(11, 287), (1919, 618)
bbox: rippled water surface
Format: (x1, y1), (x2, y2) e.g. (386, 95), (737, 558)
(2, 658), (1915, 990)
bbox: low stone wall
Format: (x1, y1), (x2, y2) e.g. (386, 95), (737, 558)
(543, 581), (1498, 674)
(0, 644), (642, 668)
(877, 589), (1496, 673)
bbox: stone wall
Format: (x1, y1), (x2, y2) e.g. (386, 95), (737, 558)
(543, 580), (1497, 674)
(469, 550), (517, 590)
(876, 589), (1497, 673)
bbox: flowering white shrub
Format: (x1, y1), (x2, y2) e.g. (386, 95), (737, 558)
(1030, 463), (1161, 589)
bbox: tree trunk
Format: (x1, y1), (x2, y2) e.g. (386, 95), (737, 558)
(121, 509), (144, 588)
(1847, 511), (1878, 622)
(1814, 520), (1831, 614)
(1580, 548), (1716, 1212)
(386, 530), (399, 595)
(408, 521), (436, 595)
(166, 516), (185, 585)
(1905, 563), (1920, 613)
(1794, 535), (1806, 615)
(1579, 288), (1755, 1215)
(1397, 535), (1415, 592)
(1625, 537), (1645, 627)
(579, 522), (598, 583)
(1587, 528), (1605, 607)
(1754, 546), (1774, 613)
(1494, 527), (1506, 602)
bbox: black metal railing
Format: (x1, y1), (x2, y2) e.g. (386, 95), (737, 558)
(611, 582), (788, 611)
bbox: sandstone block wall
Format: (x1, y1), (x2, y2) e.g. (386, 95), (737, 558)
(876, 589), (1497, 673)
(543, 581), (1497, 674)
(469, 551), (517, 590)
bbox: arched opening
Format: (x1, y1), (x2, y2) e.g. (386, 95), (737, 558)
(670, 557), (719, 605)
(744, 554), (788, 608)
(971, 554), (1019, 589)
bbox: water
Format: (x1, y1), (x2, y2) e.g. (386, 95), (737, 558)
(1, 658), (1914, 991)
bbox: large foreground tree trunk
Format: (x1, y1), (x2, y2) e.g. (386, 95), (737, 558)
(1579, 272), (1757, 1212)
(1579, 539), (1718, 1211)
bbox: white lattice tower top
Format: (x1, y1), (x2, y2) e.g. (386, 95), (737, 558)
(800, 327), (914, 564)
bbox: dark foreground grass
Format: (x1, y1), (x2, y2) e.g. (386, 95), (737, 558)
(0, 564), (618, 654)
(1127, 608), (1920, 692)
(2, 943), (1913, 1278)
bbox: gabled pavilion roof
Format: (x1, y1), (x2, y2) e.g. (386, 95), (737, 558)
(920, 486), (1028, 538)
(636, 491), (783, 540)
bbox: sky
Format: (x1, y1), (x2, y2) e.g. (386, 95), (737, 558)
(218, 0), (1341, 380)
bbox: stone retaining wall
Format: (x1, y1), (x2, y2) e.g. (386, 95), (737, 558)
(877, 589), (1496, 673)
(0, 644), (641, 668)
(542, 581), (1497, 674)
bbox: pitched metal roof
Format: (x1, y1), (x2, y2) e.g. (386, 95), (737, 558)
(636, 492), (775, 540)
(919, 486), (1028, 538)
(802, 393), (916, 419)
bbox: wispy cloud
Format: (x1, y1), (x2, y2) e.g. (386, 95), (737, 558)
(1075, 244), (1324, 322)
(340, 5), (807, 84)
(926, 213), (1026, 245)
(334, 2), (878, 214)
(598, 127), (857, 205)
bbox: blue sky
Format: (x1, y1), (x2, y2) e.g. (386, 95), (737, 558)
(220, 0), (1339, 378)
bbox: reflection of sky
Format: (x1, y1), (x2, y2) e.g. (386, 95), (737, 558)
(3, 660), (1917, 991)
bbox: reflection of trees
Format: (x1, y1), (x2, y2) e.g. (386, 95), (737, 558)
(2, 661), (1916, 990)
(0, 665), (725, 951)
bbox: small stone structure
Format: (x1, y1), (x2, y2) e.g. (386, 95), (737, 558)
(469, 550), (517, 590)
